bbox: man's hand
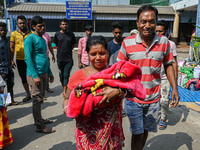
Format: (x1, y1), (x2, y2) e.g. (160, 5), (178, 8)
(34, 77), (41, 86)
(49, 75), (54, 83)
(78, 62), (82, 69)
(52, 55), (55, 63)
(170, 89), (179, 108)
(11, 61), (16, 69)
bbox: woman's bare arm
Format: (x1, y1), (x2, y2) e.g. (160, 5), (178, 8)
(63, 88), (72, 114)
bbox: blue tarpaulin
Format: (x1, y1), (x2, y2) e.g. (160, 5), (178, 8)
(170, 86), (200, 102)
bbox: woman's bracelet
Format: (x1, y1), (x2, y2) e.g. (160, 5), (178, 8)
(63, 105), (68, 111)
(118, 88), (127, 98)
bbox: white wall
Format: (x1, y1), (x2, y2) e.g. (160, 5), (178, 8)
(92, 0), (129, 5)
(170, 0), (198, 10)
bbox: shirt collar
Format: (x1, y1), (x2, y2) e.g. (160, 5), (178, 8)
(17, 30), (32, 36)
(135, 32), (159, 45)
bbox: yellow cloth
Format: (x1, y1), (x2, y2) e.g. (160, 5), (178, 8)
(10, 30), (33, 60)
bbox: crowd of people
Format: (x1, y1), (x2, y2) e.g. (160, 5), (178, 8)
(0, 4), (180, 150)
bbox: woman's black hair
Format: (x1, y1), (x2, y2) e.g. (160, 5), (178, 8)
(86, 36), (108, 53)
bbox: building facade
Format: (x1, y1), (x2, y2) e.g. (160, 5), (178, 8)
(170, 0), (198, 44)
(130, 0), (169, 6)
(6, 0), (175, 40)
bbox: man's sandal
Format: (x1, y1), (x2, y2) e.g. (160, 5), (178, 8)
(22, 96), (31, 102)
(9, 101), (19, 106)
(36, 126), (56, 134)
(43, 119), (54, 124)
(159, 120), (167, 130)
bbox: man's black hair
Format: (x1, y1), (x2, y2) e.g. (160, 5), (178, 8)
(31, 16), (44, 26)
(17, 15), (26, 21)
(85, 24), (93, 31)
(137, 5), (158, 20)
(112, 21), (124, 30)
(157, 20), (168, 31)
(60, 18), (69, 24)
(86, 36), (108, 53)
(0, 22), (7, 28)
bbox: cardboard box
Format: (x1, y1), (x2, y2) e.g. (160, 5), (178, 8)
(178, 72), (187, 87)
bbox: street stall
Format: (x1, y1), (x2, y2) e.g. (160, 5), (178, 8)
(171, 27), (200, 106)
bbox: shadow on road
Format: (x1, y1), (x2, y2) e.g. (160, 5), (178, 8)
(45, 85), (63, 98)
(13, 85), (63, 100)
(49, 113), (74, 126)
(145, 132), (193, 150)
(4, 123), (56, 150)
(49, 141), (76, 150)
(7, 101), (57, 125)
(5, 111), (73, 150)
(167, 105), (190, 126)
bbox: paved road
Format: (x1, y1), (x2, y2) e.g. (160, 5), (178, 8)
(4, 50), (200, 150)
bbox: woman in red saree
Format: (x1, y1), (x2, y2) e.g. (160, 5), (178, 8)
(0, 81), (13, 149)
(63, 36), (145, 150)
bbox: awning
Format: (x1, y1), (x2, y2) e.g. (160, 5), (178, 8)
(7, 12), (66, 19)
(94, 14), (174, 21)
(7, 3), (175, 21)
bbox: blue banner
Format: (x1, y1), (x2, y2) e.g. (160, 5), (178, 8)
(66, 1), (92, 20)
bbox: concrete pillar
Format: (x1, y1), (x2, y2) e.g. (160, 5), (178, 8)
(172, 11), (179, 45)
(11, 18), (15, 32)
(93, 19), (96, 32)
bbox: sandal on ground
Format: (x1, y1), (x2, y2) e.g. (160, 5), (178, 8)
(36, 126), (56, 134)
(159, 120), (167, 130)
(22, 96), (31, 102)
(43, 119), (54, 124)
(8, 101), (19, 106)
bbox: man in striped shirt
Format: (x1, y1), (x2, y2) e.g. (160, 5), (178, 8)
(117, 5), (179, 150)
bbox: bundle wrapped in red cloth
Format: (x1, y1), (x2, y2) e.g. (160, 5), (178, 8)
(67, 60), (146, 119)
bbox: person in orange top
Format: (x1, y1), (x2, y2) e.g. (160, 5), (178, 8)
(63, 36), (128, 149)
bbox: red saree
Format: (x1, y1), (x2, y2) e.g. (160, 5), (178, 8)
(68, 69), (125, 149)
(67, 61), (145, 149)
(75, 103), (124, 150)
(0, 107), (13, 149)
